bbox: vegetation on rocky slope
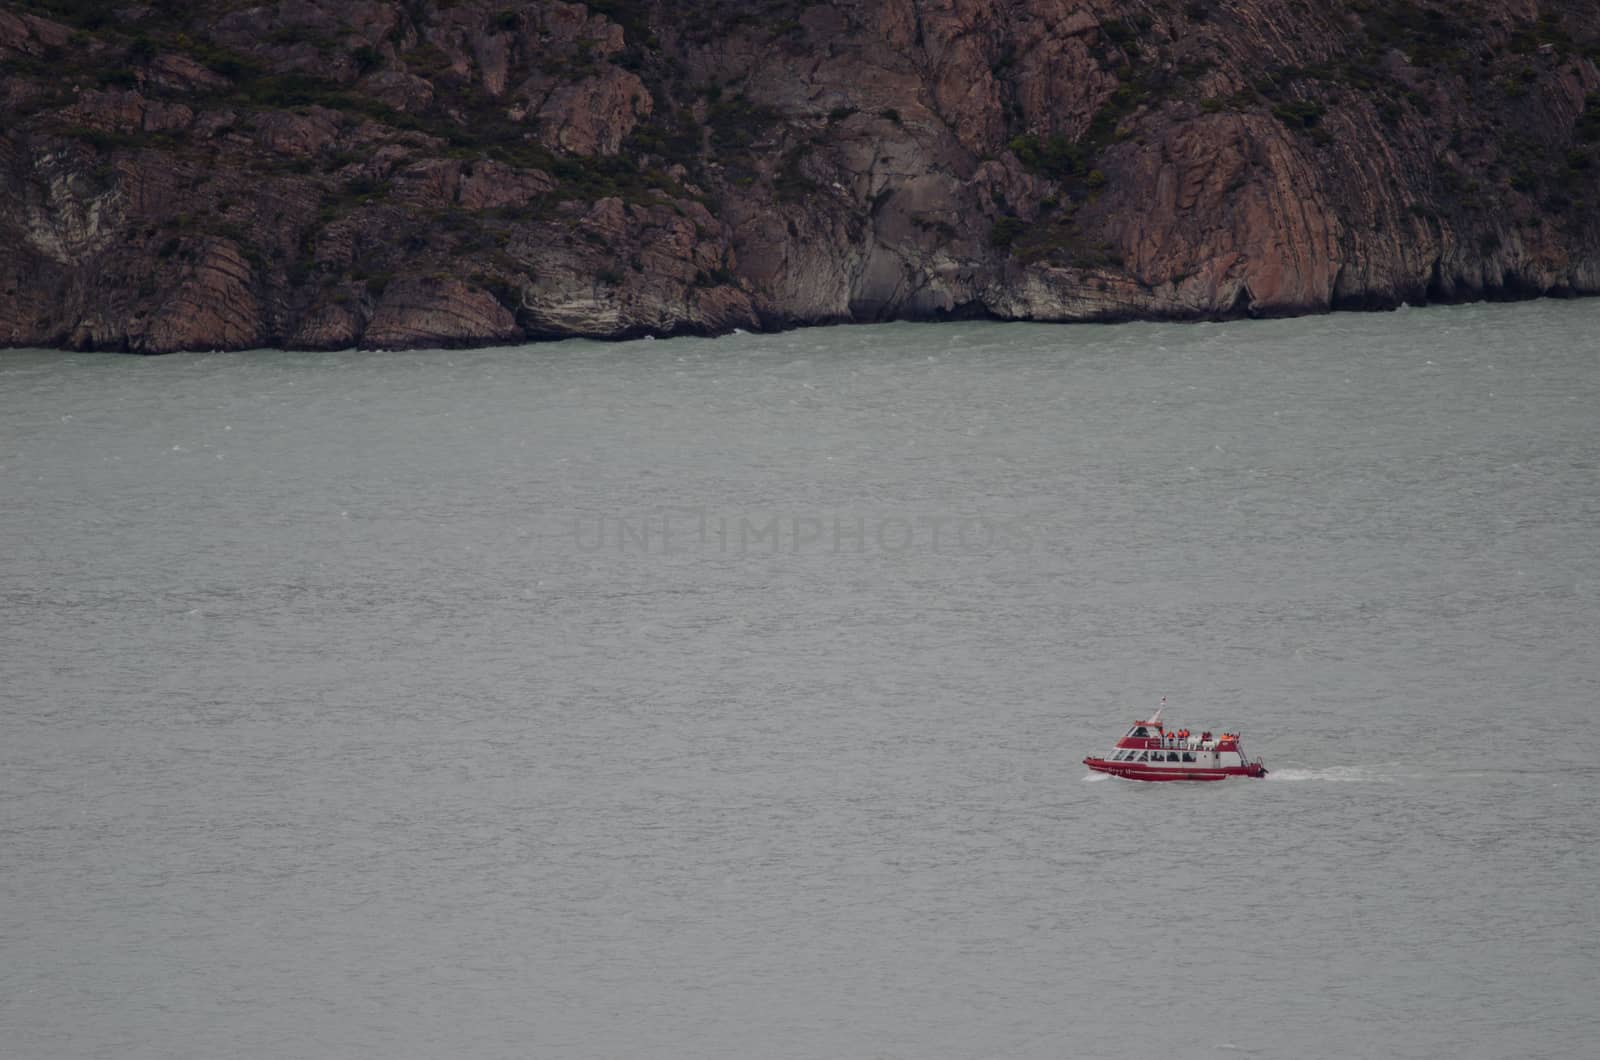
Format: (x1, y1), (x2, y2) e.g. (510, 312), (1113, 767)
(2, 0), (1599, 350)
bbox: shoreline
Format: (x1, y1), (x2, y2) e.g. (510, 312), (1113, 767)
(5, 282), (1593, 357)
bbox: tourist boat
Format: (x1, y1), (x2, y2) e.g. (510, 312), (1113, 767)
(1083, 705), (1267, 781)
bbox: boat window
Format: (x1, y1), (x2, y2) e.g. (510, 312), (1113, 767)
(1137, 751), (1149, 761)
(1182, 752), (1195, 762)
(1166, 751), (1180, 761)
(1132, 727), (1149, 738)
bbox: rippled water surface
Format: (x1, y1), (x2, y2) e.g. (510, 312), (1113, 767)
(3, 302), (1598, 1059)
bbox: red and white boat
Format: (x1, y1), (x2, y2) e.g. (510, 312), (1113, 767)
(1083, 705), (1267, 781)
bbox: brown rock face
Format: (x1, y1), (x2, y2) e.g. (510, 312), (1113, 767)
(360, 70), (435, 113)
(534, 68), (652, 156)
(0, 8), (71, 56)
(454, 161), (556, 209)
(364, 278), (521, 347)
(135, 239), (263, 353)
(3, 0), (1600, 352)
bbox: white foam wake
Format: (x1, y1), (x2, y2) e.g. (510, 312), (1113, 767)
(1265, 766), (1378, 782)
(1081, 772), (1111, 782)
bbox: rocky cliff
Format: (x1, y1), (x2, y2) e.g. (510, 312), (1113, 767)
(4, 0), (1599, 351)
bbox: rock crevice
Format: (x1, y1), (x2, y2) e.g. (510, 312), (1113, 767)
(3, 0), (1599, 351)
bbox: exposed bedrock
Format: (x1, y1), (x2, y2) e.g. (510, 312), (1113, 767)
(3, 0), (1599, 351)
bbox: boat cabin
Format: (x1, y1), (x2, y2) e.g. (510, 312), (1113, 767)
(1086, 707), (1268, 780)
(1118, 720), (1236, 749)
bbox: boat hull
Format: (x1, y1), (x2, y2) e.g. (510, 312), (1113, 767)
(1083, 757), (1267, 782)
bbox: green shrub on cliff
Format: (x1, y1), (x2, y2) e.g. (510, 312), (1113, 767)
(989, 216), (1027, 249)
(1008, 134), (1090, 181)
(1577, 96), (1600, 143)
(707, 94), (781, 151)
(1358, 1), (1464, 69)
(775, 147), (816, 202)
(15, 0), (112, 29)
(584, 0), (653, 43)
(1005, 216), (1121, 269)
(1271, 99), (1331, 142)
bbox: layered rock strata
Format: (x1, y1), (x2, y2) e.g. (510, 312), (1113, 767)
(3, 0), (1599, 351)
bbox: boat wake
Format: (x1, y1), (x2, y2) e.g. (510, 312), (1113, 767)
(1081, 772), (1112, 782)
(1265, 765), (1384, 783)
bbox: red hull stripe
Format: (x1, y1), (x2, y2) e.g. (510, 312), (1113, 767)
(1083, 758), (1265, 782)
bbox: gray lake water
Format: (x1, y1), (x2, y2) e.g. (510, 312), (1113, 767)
(3, 301), (1599, 1059)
